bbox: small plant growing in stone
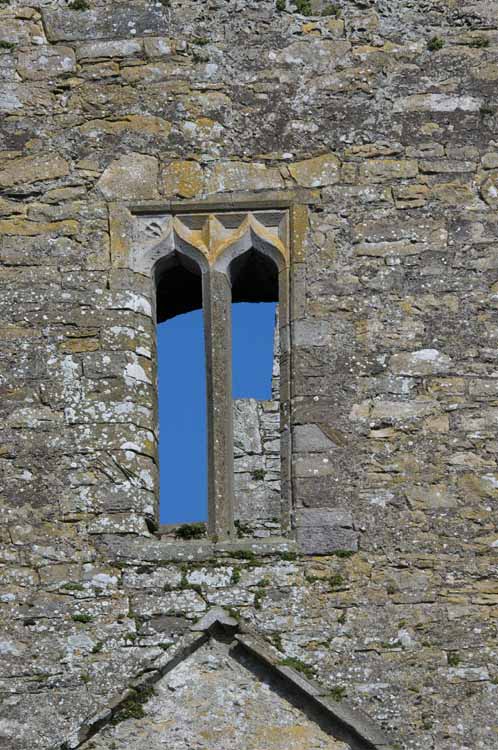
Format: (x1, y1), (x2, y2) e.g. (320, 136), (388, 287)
(231, 566), (241, 584)
(110, 687), (155, 725)
(72, 613), (93, 623)
(321, 3), (341, 16)
(279, 656), (314, 680)
(280, 551), (297, 561)
(68, 0), (90, 9)
(251, 468), (265, 481)
(448, 651), (460, 667)
(294, 0), (312, 14)
(328, 686), (346, 701)
(276, 0), (286, 10)
(174, 522), (206, 540)
(480, 102), (495, 117)
(235, 519), (252, 538)
(328, 573), (345, 589)
(427, 36), (444, 51)
(0, 41), (15, 50)
(468, 36), (489, 48)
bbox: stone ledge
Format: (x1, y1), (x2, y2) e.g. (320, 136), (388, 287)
(95, 534), (297, 563)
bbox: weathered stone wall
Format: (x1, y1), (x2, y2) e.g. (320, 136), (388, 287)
(1, 0), (498, 748)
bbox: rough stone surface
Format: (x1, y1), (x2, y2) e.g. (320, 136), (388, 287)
(80, 638), (350, 750)
(1, 1), (498, 749)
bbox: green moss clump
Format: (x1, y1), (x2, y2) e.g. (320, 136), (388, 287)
(110, 687), (155, 725)
(72, 613), (93, 623)
(427, 36), (444, 51)
(448, 651), (461, 667)
(251, 469), (265, 481)
(333, 549), (354, 558)
(321, 3), (341, 16)
(328, 686), (346, 701)
(280, 551), (297, 561)
(61, 582), (85, 591)
(328, 573), (345, 589)
(294, 0), (312, 14)
(235, 520), (252, 538)
(229, 549), (256, 561)
(231, 566), (241, 584)
(276, 0), (286, 10)
(278, 656), (314, 680)
(0, 41), (15, 50)
(468, 36), (489, 48)
(174, 522), (206, 540)
(68, 0), (90, 9)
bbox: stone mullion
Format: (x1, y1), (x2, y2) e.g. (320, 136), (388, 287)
(202, 268), (235, 540)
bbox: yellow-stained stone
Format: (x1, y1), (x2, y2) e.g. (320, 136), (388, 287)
(0, 324), (41, 340)
(431, 182), (479, 208)
(359, 159), (419, 183)
(0, 197), (25, 216)
(288, 154), (340, 188)
(59, 338), (100, 353)
(325, 18), (345, 37)
(423, 415), (450, 433)
(161, 160), (203, 198)
(205, 161), (284, 194)
(345, 143), (403, 158)
(301, 22), (321, 35)
(406, 484), (458, 510)
(473, 63), (498, 81)
(79, 115), (172, 138)
(109, 203), (134, 268)
(290, 204), (308, 263)
(97, 153), (159, 200)
(393, 184), (429, 208)
(0, 154), (69, 188)
(0, 218), (78, 236)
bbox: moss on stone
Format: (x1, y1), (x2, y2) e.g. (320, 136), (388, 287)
(110, 686), (155, 726)
(174, 523), (206, 540)
(72, 613), (93, 623)
(427, 36), (444, 51)
(278, 657), (315, 680)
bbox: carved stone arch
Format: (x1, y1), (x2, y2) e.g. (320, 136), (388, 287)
(212, 213), (287, 276)
(131, 216), (210, 279)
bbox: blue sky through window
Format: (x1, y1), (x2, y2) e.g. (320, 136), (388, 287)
(157, 302), (276, 524)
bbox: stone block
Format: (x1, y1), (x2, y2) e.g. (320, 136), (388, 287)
(97, 153), (159, 200)
(205, 161), (284, 193)
(288, 153), (340, 187)
(389, 349), (452, 376)
(42, 4), (171, 42)
(76, 39), (143, 60)
(161, 160), (203, 198)
(16, 46), (76, 80)
(0, 154), (69, 188)
(359, 159), (418, 182)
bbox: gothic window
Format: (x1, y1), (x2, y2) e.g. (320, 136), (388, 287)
(132, 210), (290, 541)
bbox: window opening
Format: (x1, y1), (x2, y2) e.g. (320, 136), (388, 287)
(230, 249), (281, 538)
(134, 209), (290, 541)
(156, 255), (207, 526)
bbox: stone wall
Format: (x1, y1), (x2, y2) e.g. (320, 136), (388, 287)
(1, 1), (498, 749)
